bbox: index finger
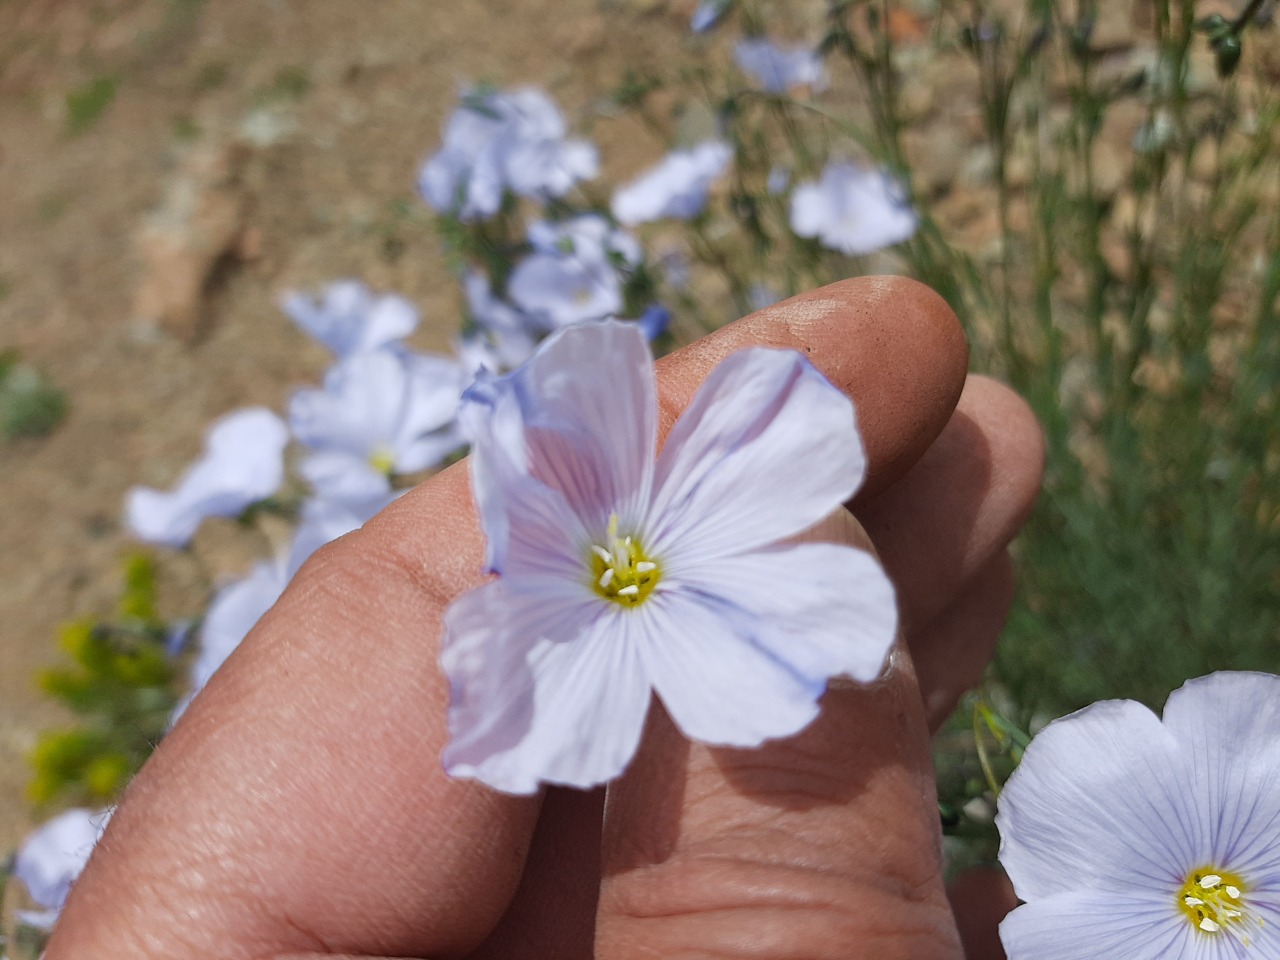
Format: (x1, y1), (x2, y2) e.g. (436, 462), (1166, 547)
(48, 276), (967, 960)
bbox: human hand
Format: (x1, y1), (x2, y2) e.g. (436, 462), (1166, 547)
(46, 276), (1043, 960)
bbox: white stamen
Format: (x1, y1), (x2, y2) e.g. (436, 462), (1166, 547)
(623, 536), (632, 546)
(1200, 875), (1222, 889)
(1226, 886), (1241, 899)
(598, 569), (615, 588)
(617, 585), (639, 597)
(1185, 897), (1204, 907)
(1200, 918), (1221, 933)
(592, 545), (612, 563)
(636, 561), (656, 573)
(1224, 909), (1242, 919)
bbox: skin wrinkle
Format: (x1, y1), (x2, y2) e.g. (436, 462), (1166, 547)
(603, 858), (958, 960)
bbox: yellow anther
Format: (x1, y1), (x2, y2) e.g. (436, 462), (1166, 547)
(1177, 867), (1256, 942)
(588, 514), (661, 607)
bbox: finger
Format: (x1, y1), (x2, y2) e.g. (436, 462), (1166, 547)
(597, 510), (963, 960)
(655, 276), (969, 500)
(467, 277), (969, 957)
(465, 786), (604, 960)
(914, 551), (1014, 732)
(947, 867), (1017, 960)
(49, 276), (967, 960)
(860, 375), (1043, 636)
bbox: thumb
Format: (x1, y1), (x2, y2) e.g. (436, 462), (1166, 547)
(595, 509), (962, 960)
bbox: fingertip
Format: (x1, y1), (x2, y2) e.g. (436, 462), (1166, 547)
(958, 376), (1045, 529)
(656, 277), (969, 497)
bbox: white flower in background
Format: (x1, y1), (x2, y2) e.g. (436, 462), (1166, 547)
(13, 807), (111, 930)
(125, 408), (288, 548)
(635, 303), (670, 340)
(280, 281), (418, 358)
(419, 87), (598, 221)
(767, 165), (790, 194)
(441, 321), (896, 794)
(611, 141), (733, 225)
(508, 215), (642, 329)
(289, 348), (467, 504)
(790, 162), (917, 255)
(458, 270), (539, 373)
(749, 283), (782, 311)
(191, 560), (287, 695)
(997, 672), (1280, 959)
(734, 38), (828, 93)
(690, 0), (731, 32)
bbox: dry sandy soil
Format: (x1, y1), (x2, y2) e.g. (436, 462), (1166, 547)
(0, 0), (716, 852)
(0, 0), (1190, 862)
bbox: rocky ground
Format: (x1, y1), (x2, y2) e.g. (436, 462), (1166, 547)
(0, 0), (731, 852)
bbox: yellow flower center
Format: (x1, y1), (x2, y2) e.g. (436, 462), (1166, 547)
(1177, 867), (1258, 940)
(368, 446), (396, 476)
(589, 515), (660, 607)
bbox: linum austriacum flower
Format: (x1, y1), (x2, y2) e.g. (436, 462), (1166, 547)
(441, 320), (897, 794)
(996, 671), (1280, 959)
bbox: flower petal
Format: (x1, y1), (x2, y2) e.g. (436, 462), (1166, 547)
(671, 541), (897, 684)
(282, 282), (418, 358)
(289, 350), (409, 457)
(461, 321), (656, 572)
(125, 407), (287, 547)
(638, 589), (826, 747)
(14, 808), (110, 911)
(648, 347), (863, 564)
(442, 581), (651, 794)
(1160, 672), (1280, 880)
(996, 699), (1198, 901)
(392, 354), (467, 473)
(298, 450), (392, 505)
(193, 561), (287, 691)
(999, 890), (1193, 960)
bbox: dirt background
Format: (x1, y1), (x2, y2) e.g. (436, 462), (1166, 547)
(0, 0), (735, 851)
(0, 0), (1216, 854)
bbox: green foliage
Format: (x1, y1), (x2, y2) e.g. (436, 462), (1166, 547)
(193, 60), (230, 92)
(171, 113), (201, 142)
(0, 350), (67, 440)
(64, 75), (117, 136)
(29, 554), (179, 808)
(926, 0), (1280, 717)
(255, 65), (311, 105)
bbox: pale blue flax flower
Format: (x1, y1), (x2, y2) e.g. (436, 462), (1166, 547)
(125, 408), (288, 548)
(734, 38), (828, 93)
(458, 269), (540, 373)
(690, 0), (731, 33)
(289, 348), (466, 504)
(281, 281), (418, 358)
(611, 140), (733, 225)
(419, 87), (598, 221)
(508, 215), (641, 330)
(441, 320), (897, 794)
(14, 808), (111, 930)
(790, 161), (918, 255)
(997, 671), (1280, 959)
